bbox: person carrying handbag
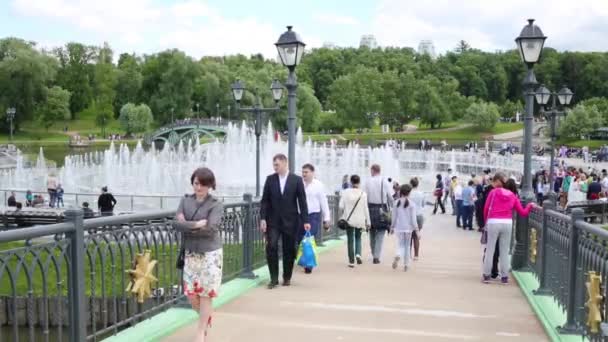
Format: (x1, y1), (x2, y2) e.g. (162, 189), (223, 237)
(364, 164), (394, 264)
(339, 175), (371, 267)
(482, 172), (536, 284)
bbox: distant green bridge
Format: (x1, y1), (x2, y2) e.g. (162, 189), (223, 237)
(146, 118), (243, 145)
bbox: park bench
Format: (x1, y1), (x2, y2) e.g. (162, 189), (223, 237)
(1, 208), (65, 229)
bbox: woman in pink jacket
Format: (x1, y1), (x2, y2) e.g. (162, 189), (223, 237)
(482, 172), (536, 284)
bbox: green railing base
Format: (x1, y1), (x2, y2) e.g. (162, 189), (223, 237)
(103, 237), (346, 342)
(512, 271), (587, 342)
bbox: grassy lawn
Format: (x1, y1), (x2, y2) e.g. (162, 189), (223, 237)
(493, 122), (524, 134)
(0, 239), (265, 297)
(409, 119), (461, 130)
(305, 122), (524, 144)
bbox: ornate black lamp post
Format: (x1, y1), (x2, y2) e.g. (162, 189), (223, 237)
(231, 79), (284, 197)
(275, 26), (305, 172)
(6, 107), (16, 141)
(512, 18), (546, 270)
(535, 84), (573, 200)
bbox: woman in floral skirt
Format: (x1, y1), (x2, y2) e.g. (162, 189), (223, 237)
(174, 167), (224, 341)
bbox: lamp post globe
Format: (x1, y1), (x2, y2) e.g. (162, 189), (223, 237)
(231, 79), (245, 103)
(270, 79), (283, 103)
(275, 26), (306, 71)
(535, 84), (551, 106)
(515, 19), (547, 67)
(558, 86), (574, 106)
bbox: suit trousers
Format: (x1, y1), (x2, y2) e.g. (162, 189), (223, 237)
(266, 228), (298, 283)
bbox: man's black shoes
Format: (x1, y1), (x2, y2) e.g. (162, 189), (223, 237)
(267, 281), (279, 289)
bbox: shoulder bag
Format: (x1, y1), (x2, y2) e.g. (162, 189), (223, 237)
(338, 192), (363, 230)
(380, 179), (392, 226)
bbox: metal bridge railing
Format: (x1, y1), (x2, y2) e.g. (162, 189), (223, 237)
(0, 193), (343, 342)
(522, 201), (608, 340)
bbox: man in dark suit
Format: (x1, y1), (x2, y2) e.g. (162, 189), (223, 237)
(260, 153), (310, 289)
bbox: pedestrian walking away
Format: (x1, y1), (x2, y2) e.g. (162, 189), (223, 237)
(432, 174), (446, 215)
(364, 164), (394, 264)
(47, 172), (58, 208)
(461, 180), (476, 230)
(301, 163), (331, 274)
(390, 184), (420, 272)
(339, 175), (371, 267)
(482, 172), (536, 284)
(260, 154), (310, 289)
(409, 177), (425, 260)
(98, 186), (117, 215)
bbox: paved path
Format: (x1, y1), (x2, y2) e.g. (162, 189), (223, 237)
(164, 208), (547, 342)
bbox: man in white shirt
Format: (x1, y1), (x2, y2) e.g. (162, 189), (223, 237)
(364, 164), (394, 264)
(453, 180), (464, 228)
(301, 163), (331, 274)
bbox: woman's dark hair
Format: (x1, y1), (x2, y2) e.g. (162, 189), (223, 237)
(191, 167), (216, 190)
(396, 184), (412, 208)
(350, 174), (360, 185)
(505, 179), (518, 195)
(409, 177), (419, 188)
(468, 180), (474, 186)
(436, 174), (442, 180)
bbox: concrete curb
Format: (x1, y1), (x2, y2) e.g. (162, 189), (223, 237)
(103, 237), (346, 342)
(512, 271), (586, 342)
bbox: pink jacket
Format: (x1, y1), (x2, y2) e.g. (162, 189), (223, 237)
(483, 187), (533, 222)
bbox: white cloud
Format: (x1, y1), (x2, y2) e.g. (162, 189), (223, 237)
(370, 0), (608, 53)
(314, 13), (359, 26)
(10, 0), (298, 59)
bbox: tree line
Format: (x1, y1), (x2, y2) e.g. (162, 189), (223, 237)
(0, 37), (607, 136)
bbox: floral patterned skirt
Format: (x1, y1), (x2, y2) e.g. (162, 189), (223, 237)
(183, 248), (223, 298)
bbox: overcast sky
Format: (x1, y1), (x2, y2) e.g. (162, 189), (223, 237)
(1, 0), (606, 58)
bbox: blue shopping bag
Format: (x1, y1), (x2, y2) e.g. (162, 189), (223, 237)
(296, 231), (318, 269)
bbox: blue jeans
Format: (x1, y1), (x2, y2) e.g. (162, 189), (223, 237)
(456, 200), (463, 226)
(462, 205), (474, 229)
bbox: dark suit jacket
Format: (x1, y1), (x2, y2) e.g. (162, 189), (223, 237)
(260, 173), (309, 236)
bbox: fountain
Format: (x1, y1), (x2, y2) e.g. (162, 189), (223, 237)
(0, 121), (543, 201)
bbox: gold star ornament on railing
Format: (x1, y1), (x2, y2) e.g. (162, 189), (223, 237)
(529, 228), (538, 263)
(126, 250), (158, 303)
(585, 271), (603, 334)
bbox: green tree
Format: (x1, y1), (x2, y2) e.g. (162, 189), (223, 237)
(37, 86), (71, 130)
(54, 42), (96, 118)
(317, 111), (345, 133)
(119, 103), (153, 134)
(464, 101), (500, 131)
(454, 40), (471, 53)
(327, 66), (381, 129)
(500, 99), (524, 119)
(579, 97), (608, 124)
(140, 50), (199, 124)
(0, 38), (57, 131)
(559, 104), (603, 139)
(114, 53), (143, 116)
(91, 42), (117, 120)
(416, 77), (449, 129)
